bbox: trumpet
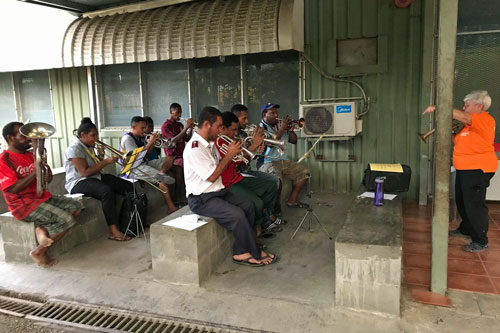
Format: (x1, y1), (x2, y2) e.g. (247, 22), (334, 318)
(144, 132), (175, 149)
(20, 122), (56, 197)
(216, 135), (256, 164)
(278, 117), (305, 130)
(418, 122), (464, 143)
(181, 118), (198, 136)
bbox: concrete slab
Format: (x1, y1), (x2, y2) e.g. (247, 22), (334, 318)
(1, 193), (500, 332)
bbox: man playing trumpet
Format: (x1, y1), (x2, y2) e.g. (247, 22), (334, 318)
(0, 122), (84, 267)
(120, 116), (178, 213)
(258, 102), (310, 209)
(161, 103), (193, 201)
(184, 106), (277, 267)
(215, 112), (279, 243)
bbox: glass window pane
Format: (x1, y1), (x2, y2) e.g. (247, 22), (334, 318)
(16, 70), (54, 125)
(101, 63), (141, 127)
(246, 51), (299, 125)
(193, 56), (241, 119)
(0, 72), (17, 130)
(143, 60), (189, 126)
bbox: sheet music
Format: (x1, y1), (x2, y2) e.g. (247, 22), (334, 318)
(162, 214), (208, 231)
(358, 192), (397, 200)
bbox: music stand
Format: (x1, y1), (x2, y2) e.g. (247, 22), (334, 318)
(290, 137), (333, 240)
(120, 147), (149, 241)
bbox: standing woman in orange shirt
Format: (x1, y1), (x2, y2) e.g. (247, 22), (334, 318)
(424, 91), (497, 252)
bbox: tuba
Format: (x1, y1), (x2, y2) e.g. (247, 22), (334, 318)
(20, 122), (56, 198)
(216, 135), (256, 164)
(145, 132), (176, 149)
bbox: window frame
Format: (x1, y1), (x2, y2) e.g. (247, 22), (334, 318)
(93, 52), (300, 130)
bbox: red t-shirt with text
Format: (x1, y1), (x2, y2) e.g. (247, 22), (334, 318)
(214, 137), (244, 189)
(0, 150), (51, 220)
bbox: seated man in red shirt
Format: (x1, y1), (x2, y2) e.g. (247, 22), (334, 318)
(161, 103), (193, 201)
(215, 112), (278, 241)
(0, 122), (84, 267)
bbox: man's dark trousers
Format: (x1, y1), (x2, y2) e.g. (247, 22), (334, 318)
(188, 189), (259, 259)
(456, 169), (494, 245)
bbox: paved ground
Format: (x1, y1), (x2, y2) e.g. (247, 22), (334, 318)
(1, 192), (500, 332)
(0, 313), (88, 332)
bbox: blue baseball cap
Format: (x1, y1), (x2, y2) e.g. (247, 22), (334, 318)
(261, 102), (280, 113)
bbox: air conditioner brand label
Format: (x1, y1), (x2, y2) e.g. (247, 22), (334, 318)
(336, 105), (352, 113)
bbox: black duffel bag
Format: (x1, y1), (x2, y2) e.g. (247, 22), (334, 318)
(362, 164), (412, 192)
(119, 192), (148, 236)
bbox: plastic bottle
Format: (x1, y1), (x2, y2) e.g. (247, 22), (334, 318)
(374, 177), (385, 206)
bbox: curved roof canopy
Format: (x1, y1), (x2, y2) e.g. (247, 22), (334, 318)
(62, 0), (303, 67)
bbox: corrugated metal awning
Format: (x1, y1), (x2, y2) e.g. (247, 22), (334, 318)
(62, 0), (303, 67)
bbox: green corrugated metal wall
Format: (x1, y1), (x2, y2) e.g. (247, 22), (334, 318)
(45, 0), (425, 199)
(47, 67), (90, 169)
(296, 0), (423, 198)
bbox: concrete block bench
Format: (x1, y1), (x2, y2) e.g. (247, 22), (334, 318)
(335, 192), (403, 316)
(150, 206), (232, 287)
(0, 196), (108, 263)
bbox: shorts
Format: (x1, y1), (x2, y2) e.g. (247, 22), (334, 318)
(23, 195), (84, 235)
(258, 160), (310, 185)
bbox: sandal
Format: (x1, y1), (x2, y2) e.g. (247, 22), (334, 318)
(261, 253), (279, 264)
(108, 235), (131, 241)
(287, 201), (309, 209)
(270, 216), (288, 225)
(232, 256), (264, 267)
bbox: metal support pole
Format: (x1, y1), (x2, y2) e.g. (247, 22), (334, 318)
(431, 0), (458, 295)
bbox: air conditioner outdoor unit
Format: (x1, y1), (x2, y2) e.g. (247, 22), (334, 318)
(299, 102), (362, 137)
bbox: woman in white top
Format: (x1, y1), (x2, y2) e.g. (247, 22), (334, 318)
(64, 118), (133, 241)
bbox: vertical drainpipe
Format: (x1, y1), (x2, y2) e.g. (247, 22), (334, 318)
(418, 0), (437, 206)
(431, 0), (458, 295)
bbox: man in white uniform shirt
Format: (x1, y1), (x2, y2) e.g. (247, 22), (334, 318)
(183, 106), (277, 266)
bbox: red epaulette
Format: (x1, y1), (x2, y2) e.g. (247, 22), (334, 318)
(192, 141), (199, 148)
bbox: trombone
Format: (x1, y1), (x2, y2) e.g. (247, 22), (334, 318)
(418, 122), (464, 143)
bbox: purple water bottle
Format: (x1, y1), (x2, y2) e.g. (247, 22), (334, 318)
(374, 177), (385, 206)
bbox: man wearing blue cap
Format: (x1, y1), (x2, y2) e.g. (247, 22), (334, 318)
(258, 103), (310, 209)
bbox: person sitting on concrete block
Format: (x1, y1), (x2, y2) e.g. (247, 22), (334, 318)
(183, 106), (278, 267)
(64, 117), (133, 241)
(0, 122), (84, 267)
(216, 111), (279, 244)
(119, 116), (178, 213)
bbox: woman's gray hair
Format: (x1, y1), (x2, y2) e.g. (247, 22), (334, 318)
(464, 90), (492, 111)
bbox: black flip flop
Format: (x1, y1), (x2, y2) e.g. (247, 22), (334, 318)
(261, 253), (279, 264)
(232, 257), (264, 267)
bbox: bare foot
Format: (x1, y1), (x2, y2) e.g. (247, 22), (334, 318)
(168, 206), (179, 213)
(35, 227), (54, 248)
(108, 231), (131, 241)
(260, 250), (276, 265)
(30, 250), (58, 268)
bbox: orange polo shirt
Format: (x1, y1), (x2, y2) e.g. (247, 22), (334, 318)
(453, 112), (498, 173)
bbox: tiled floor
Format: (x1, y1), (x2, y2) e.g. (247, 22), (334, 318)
(403, 201), (500, 295)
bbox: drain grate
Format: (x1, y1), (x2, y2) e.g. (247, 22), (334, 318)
(26, 299), (249, 333)
(0, 295), (44, 317)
